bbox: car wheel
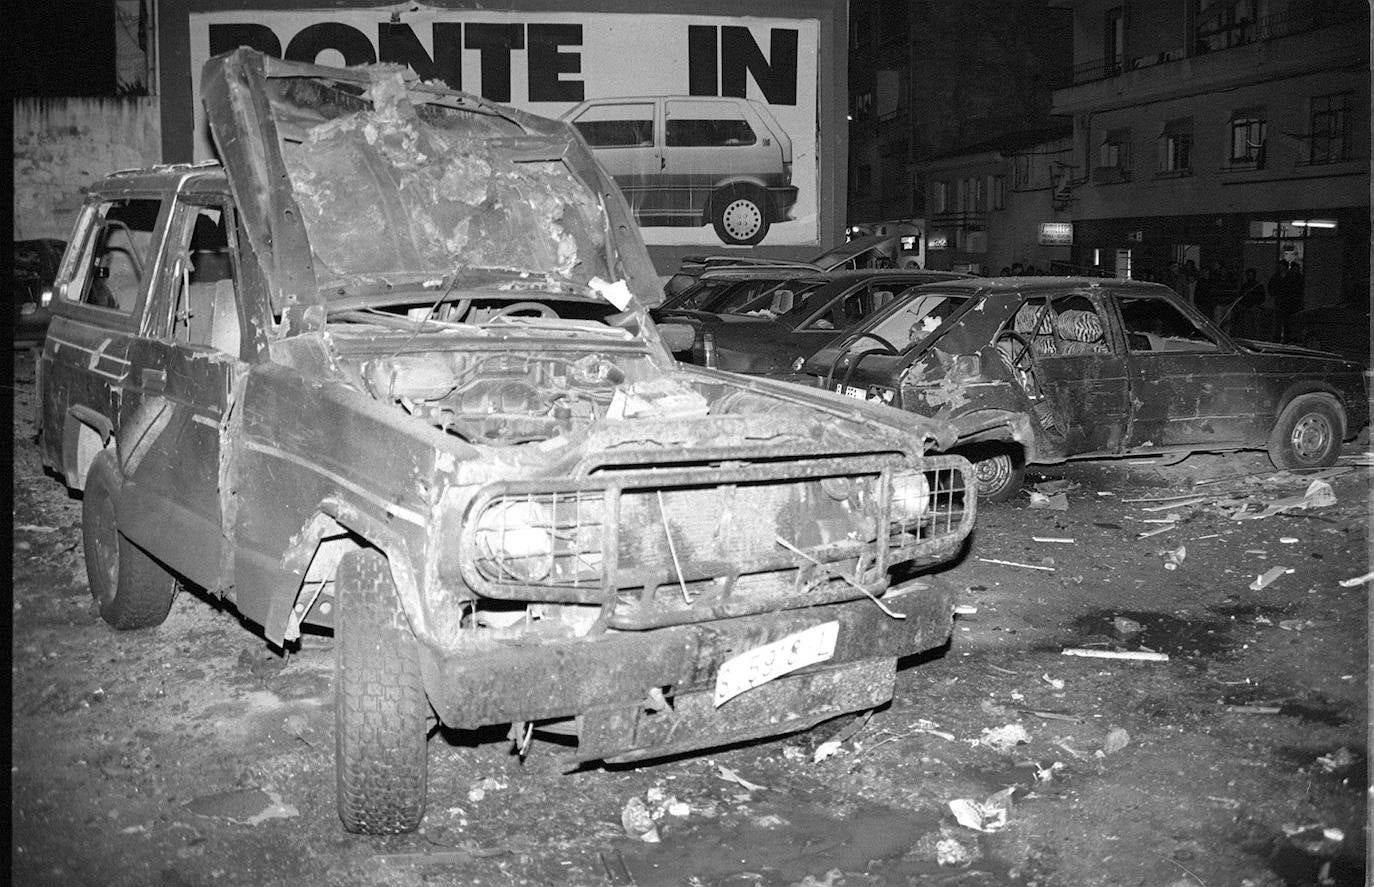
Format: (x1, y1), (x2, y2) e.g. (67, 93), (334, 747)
(970, 448), (1026, 502)
(335, 548), (429, 835)
(711, 186), (770, 246)
(1267, 394), (1344, 470)
(82, 451), (179, 629)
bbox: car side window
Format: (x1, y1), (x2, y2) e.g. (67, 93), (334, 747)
(1002, 295), (1110, 358)
(799, 285), (890, 332)
(571, 103), (654, 148)
(1118, 296), (1220, 353)
(170, 203), (242, 357)
(665, 100), (757, 148)
(64, 197), (163, 314)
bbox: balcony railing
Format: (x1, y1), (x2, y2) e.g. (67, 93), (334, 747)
(1068, 5), (1363, 86)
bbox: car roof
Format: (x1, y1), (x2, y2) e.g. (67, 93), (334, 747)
(95, 161), (227, 193)
(912, 276), (1174, 296)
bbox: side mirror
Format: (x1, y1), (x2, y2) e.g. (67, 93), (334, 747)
(657, 322), (697, 353)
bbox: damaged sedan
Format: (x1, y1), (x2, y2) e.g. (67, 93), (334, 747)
(805, 277), (1369, 500)
(37, 50), (975, 834)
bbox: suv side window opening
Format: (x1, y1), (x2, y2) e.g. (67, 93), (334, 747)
(171, 201), (242, 357)
(1118, 296), (1220, 353)
(67, 197), (164, 315)
(571, 103), (655, 148)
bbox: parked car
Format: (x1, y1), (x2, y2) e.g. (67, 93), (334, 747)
(562, 95), (797, 245)
(40, 49), (975, 835)
(682, 270), (969, 383)
(662, 232), (922, 299)
(1284, 296), (1371, 362)
(12, 238), (65, 345)
(657, 265), (819, 316)
(803, 277), (1370, 500)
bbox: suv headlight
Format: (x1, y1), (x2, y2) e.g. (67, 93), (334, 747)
(891, 471), (932, 521)
(474, 500), (553, 582)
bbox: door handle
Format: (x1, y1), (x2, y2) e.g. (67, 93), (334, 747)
(660, 156), (666, 170)
(141, 368), (166, 392)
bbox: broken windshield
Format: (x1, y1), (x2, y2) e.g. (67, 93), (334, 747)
(269, 70), (614, 295)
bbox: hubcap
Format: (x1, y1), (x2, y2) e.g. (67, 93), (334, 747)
(721, 199), (763, 241)
(1290, 413), (1332, 460)
(975, 455), (1012, 495)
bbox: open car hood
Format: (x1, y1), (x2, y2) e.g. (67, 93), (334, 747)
(200, 49), (663, 318)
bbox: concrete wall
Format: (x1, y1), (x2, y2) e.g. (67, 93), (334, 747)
(13, 97), (161, 240)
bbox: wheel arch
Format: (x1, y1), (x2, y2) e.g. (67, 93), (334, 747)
(701, 178), (769, 223)
(272, 496), (430, 648)
(62, 405), (114, 491)
(1272, 382), (1348, 440)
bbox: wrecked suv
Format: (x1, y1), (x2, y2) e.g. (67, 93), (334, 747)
(38, 49), (975, 834)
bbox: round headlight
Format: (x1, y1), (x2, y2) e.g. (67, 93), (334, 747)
(475, 500), (553, 582)
(891, 472), (931, 521)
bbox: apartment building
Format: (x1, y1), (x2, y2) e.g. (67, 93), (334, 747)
(1050, 0), (1368, 307)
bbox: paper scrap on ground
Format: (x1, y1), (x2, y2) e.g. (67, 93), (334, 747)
(1249, 566), (1291, 591)
(716, 764), (767, 793)
(948, 788), (1014, 832)
(977, 723), (1031, 752)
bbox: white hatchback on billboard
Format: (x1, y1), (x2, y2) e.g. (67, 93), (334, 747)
(564, 95), (799, 246)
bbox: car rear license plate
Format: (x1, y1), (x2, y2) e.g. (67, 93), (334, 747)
(714, 621), (840, 706)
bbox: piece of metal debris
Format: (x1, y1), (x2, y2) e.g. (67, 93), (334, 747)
(1248, 566), (1292, 591)
(976, 557), (1055, 572)
(1061, 648), (1169, 662)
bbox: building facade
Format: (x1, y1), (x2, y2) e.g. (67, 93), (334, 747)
(919, 128), (1075, 275)
(1051, 0), (1369, 308)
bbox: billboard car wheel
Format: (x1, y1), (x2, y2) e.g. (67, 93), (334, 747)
(335, 548), (429, 835)
(82, 451), (179, 630)
(712, 186), (769, 246)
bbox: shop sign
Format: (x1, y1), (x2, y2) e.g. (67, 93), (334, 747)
(1038, 222), (1072, 246)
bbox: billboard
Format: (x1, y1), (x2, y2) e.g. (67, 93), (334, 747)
(182, 6), (822, 248)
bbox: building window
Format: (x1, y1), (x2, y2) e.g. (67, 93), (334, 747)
(990, 175), (1006, 210)
(1160, 118), (1193, 174)
(1309, 93), (1351, 163)
(1104, 7), (1125, 75)
(932, 181), (948, 214)
(1094, 128), (1132, 182)
(1229, 111), (1267, 166)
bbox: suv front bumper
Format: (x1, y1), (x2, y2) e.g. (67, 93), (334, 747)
(418, 576), (954, 760)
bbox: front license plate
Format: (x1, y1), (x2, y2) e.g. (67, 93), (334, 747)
(714, 621), (840, 707)
(839, 385), (866, 400)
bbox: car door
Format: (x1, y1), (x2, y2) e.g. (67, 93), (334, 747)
(1015, 291), (1132, 456)
(662, 98), (763, 219)
(41, 194), (170, 486)
(114, 196), (247, 591)
(567, 100), (661, 217)
(1109, 290), (1264, 449)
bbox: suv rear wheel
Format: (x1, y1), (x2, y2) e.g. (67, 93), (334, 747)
(712, 185), (770, 246)
(82, 451), (179, 629)
(335, 548), (429, 834)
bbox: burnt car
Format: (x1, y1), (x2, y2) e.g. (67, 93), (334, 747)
(803, 277), (1369, 500)
(684, 270), (969, 383)
(38, 50), (975, 834)
(12, 238), (65, 345)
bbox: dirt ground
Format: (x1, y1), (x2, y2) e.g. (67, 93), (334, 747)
(10, 346), (1371, 887)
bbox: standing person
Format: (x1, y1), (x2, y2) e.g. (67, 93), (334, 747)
(1271, 259), (1304, 340)
(1230, 267), (1267, 337)
(1182, 259), (1200, 304)
(1165, 260), (1188, 297)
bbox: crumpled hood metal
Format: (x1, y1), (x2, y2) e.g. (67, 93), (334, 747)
(199, 48), (663, 318)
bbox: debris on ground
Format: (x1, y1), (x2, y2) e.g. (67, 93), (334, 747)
(977, 557), (1056, 572)
(977, 723), (1031, 752)
(1338, 571), (1374, 587)
(948, 787), (1014, 832)
(1100, 727), (1131, 756)
(1028, 491), (1069, 511)
(1062, 648), (1169, 662)
(1162, 545), (1187, 570)
(1248, 566), (1292, 591)
(1234, 479), (1337, 520)
(715, 764), (768, 793)
(620, 796), (660, 843)
(1315, 747), (1357, 772)
(466, 777), (506, 803)
(1032, 536), (1075, 543)
(935, 834), (979, 867)
(1111, 617), (1143, 640)
(1041, 673), (1065, 690)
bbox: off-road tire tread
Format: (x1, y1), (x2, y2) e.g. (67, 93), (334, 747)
(335, 548), (428, 835)
(82, 452), (178, 630)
